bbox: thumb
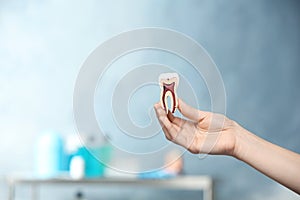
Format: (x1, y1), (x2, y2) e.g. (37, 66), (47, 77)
(177, 98), (208, 122)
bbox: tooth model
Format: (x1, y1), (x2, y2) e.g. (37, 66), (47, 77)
(159, 73), (179, 113)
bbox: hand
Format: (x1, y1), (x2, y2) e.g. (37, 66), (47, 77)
(154, 98), (239, 155)
(155, 98), (300, 194)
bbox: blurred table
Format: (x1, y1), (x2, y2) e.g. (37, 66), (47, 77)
(7, 175), (213, 200)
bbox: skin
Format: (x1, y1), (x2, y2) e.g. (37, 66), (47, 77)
(154, 98), (300, 194)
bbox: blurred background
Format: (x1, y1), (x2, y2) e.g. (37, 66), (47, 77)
(1, 0), (300, 199)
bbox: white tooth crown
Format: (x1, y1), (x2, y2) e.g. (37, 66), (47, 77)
(159, 73), (179, 113)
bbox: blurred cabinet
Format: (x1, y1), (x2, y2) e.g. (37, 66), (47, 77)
(7, 175), (213, 200)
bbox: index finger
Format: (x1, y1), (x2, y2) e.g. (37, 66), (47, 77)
(154, 103), (178, 137)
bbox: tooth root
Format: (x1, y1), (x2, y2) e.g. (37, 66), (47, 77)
(159, 73), (179, 114)
(162, 90), (168, 113)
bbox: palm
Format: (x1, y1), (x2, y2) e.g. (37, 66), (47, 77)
(154, 99), (237, 155)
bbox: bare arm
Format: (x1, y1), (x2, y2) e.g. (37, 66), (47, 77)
(234, 127), (300, 193)
(154, 99), (300, 194)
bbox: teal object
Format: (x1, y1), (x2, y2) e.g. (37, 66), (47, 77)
(76, 145), (111, 178)
(35, 131), (65, 177)
(138, 170), (176, 179)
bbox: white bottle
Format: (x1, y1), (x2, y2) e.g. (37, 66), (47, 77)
(70, 156), (85, 179)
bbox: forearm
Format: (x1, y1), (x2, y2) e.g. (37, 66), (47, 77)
(233, 124), (300, 194)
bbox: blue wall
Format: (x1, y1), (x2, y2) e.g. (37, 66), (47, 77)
(0, 0), (299, 199)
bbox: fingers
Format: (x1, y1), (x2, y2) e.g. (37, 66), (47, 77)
(177, 98), (208, 122)
(154, 103), (178, 139)
(167, 111), (184, 127)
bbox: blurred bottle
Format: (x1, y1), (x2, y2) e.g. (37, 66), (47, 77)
(35, 130), (65, 177)
(77, 141), (111, 178)
(70, 156), (85, 179)
(66, 132), (112, 178)
(65, 134), (82, 172)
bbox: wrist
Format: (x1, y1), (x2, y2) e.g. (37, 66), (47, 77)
(231, 122), (252, 160)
